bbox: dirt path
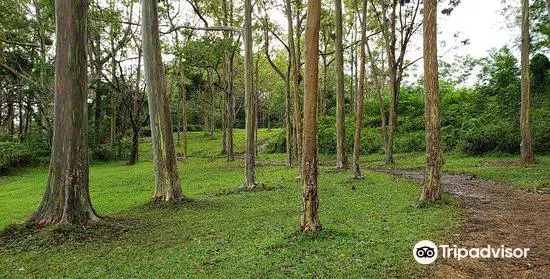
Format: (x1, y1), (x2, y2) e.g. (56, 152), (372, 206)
(372, 168), (550, 279)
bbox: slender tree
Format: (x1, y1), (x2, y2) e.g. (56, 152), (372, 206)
(286, 0), (303, 174)
(242, 0), (261, 188)
(300, 0), (322, 232)
(520, 0), (534, 164)
(142, 0), (186, 201)
(262, 13), (293, 167)
(352, 0), (367, 180)
(420, 0), (443, 202)
(30, 0), (99, 226)
(334, 0), (348, 169)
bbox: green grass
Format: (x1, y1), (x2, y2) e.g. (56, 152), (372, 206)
(0, 129), (462, 278)
(360, 152), (550, 190)
(139, 128), (281, 158)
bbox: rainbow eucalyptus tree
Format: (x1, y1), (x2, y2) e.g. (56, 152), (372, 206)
(30, 0), (99, 226)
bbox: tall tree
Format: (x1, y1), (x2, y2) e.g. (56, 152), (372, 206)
(262, 12), (293, 167)
(334, 0), (348, 169)
(520, 0), (534, 164)
(30, 0), (98, 226)
(352, 0), (367, 180)
(242, 0), (261, 188)
(142, 0), (186, 201)
(300, 0), (322, 232)
(286, 0), (303, 173)
(420, 0), (442, 202)
(373, 0), (421, 164)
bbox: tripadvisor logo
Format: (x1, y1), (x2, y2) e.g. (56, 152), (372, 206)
(413, 240), (531, 264)
(413, 240), (438, 264)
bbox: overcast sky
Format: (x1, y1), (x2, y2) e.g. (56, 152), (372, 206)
(437, 0), (518, 60)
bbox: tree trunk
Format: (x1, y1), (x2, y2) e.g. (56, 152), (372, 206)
(286, 0), (303, 175)
(420, 0), (443, 202)
(142, 0), (186, 201)
(128, 47), (143, 166)
(520, 0), (534, 164)
(182, 69), (188, 163)
(242, 0), (261, 188)
(300, 0), (322, 232)
(366, 39), (388, 153)
(285, 62), (293, 167)
(30, 0), (98, 226)
(207, 70), (215, 138)
(334, 0), (348, 169)
(226, 58), (235, 161)
(221, 92), (227, 154)
(109, 41), (117, 147)
(352, 0), (367, 180)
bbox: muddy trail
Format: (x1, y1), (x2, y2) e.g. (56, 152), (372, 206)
(372, 168), (550, 279)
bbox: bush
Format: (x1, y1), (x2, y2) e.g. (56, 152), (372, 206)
(394, 131), (425, 153)
(264, 130), (287, 154)
(0, 142), (31, 174)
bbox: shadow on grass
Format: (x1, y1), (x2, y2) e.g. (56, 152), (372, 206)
(134, 198), (221, 212)
(0, 217), (137, 251)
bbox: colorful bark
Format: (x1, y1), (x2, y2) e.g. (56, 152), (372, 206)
(30, 0), (98, 226)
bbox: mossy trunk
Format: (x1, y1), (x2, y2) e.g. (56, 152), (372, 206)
(30, 0), (98, 227)
(142, 0), (185, 201)
(334, 0), (348, 170)
(420, 0), (443, 202)
(520, 0), (534, 164)
(300, 0), (322, 232)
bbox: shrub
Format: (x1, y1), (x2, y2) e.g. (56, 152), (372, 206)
(0, 142), (31, 174)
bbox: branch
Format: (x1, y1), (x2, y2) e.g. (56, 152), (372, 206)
(184, 0), (210, 27)
(0, 37), (40, 48)
(161, 25), (242, 34)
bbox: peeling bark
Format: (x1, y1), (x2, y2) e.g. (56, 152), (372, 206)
(142, 0), (186, 201)
(30, 0), (99, 226)
(300, 0), (322, 232)
(420, 0), (442, 202)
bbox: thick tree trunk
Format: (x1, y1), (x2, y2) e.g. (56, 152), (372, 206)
(334, 0), (348, 169)
(142, 0), (186, 201)
(520, 0), (534, 164)
(420, 0), (443, 202)
(300, 0), (322, 232)
(352, 1), (367, 180)
(30, 0), (98, 226)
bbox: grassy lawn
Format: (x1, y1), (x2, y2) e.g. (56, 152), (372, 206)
(360, 152), (550, 190)
(0, 129), (462, 278)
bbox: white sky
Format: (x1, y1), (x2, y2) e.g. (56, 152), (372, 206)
(437, 0), (518, 60)
(264, 0), (519, 84)
(134, 0), (520, 85)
